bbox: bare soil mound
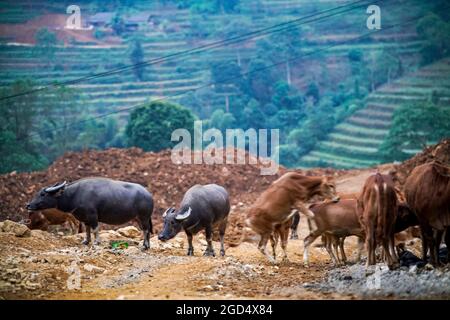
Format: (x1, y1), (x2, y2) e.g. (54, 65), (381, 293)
(0, 147), (346, 244)
(394, 138), (450, 185)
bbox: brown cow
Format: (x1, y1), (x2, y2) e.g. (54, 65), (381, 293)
(28, 209), (81, 234)
(357, 173), (399, 269)
(246, 172), (338, 263)
(303, 199), (364, 266)
(404, 161), (450, 266)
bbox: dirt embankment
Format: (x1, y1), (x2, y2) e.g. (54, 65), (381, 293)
(0, 147), (346, 244)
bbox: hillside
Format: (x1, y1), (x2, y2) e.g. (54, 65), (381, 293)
(0, 0), (425, 124)
(298, 58), (450, 169)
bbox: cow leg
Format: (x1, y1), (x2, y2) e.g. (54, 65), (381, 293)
(186, 232), (194, 256)
(82, 224), (91, 245)
(92, 224), (101, 246)
(365, 231), (376, 267)
(339, 237), (347, 265)
(280, 224), (290, 262)
(137, 217), (151, 250)
(290, 227), (298, 240)
(432, 229), (443, 266)
(420, 227), (429, 261)
(258, 234), (275, 263)
(218, 218), (228, 257)
(303, 233), (320, 267)
(445, 228), (450, 264)
(269, 233), (278, 260)
(203, 225), (215, 257)
(389, 233), (399, 267)
(383, 238), (395, 269)
(356, 236), (364, 262)
(332, 237), (342, 265)
(324, 235), (338, 265)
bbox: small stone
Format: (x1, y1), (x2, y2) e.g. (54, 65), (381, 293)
(1, 220), (31, 237)
(117, 226), (141, 239)
(83, 263), (105, 274)
(424, 263), (434, 270)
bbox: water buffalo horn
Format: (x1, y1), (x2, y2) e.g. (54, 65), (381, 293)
(44, 181), (67, 193)
(175, 207), (192, 221)
(162, 207), (174, 218)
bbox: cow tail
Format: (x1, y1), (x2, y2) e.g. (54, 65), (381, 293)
(376, 179), (384, 245)
(149, 216), (153, 234)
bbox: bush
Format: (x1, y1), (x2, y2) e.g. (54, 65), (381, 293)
(126, 101), (197, 152)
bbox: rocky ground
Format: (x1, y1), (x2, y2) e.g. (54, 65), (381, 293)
(1, 207), (449, 300)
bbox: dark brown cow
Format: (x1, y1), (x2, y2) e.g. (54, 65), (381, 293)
(404, 161), (450, 266)
(246, 172), (338, 262)
(28, 209), (81, 234)
(357, 173), (399, 269)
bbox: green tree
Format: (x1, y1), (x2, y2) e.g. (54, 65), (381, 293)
(416, 13), (450, 65)
(112, 13), (125, 35)
(0, 80), (47, 173)
(39, 86), (81, 159)
(126, 101), (197, 152)
(34, 28), (58, 65)
(380, 101), (450, 161)
(256, 27), (302, 85)
(129, 39), (145, 81)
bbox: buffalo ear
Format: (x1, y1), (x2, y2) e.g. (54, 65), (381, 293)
(175, 207), (192, 221)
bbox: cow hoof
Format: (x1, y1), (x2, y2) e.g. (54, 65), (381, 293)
(220, 250), (225, 257)
(187, 250), (194, 256)
(203, 251), (215, 257)
(82, 240), (90, 245)
(142, 245), (149, 251)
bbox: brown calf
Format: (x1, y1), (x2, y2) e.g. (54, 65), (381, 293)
(303, 199), (364, 266)
(357, 173), (399, 269)
(246, 172), (338, 262)
(29, 209), (81, 234)
(404, 161), (450, 266)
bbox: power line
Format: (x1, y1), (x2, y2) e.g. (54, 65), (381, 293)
(21, 15), (423, 142)
(0, 0), (382, 102)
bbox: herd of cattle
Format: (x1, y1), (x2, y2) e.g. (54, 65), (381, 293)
(25, 160), (450, 269)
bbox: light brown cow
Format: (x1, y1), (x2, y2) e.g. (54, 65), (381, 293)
(357, 173), (399, 269)
(304, 199), (364, 266)
(28, 209), (81, 234)
(246, 172), (338, 263)
(404, 161), (450, 266)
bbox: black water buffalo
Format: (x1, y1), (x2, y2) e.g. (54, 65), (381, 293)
(26, 178), (154, 249)
(158, 184), (230, 257)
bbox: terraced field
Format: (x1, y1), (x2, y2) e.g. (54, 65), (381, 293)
(298, 58), (450, 169)
(0, 0), (427, 125)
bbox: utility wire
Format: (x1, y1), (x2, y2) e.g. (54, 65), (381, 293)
(0, 0), (383, 102)
(20, 15), (423, 142)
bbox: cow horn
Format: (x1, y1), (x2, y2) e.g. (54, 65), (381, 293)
(44, 181), (67, 193)
(175, 207), (192, 221)
(162, 207), (174, 218)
